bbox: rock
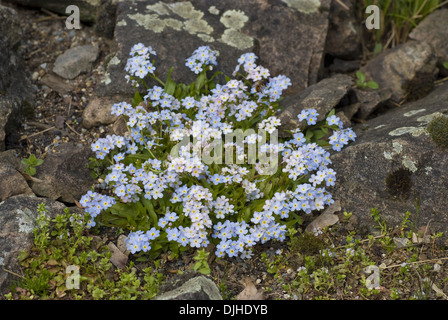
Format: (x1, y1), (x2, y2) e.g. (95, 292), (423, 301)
(409, 8), (448, 76)
(277, 74), (353, 137)
(31, 143), (95, 203)
(53, 45), (100, 80)
(393, 237), (410, 248)
(107, 242), (128, 269)
(154, 276), (222, 300)
(329, 81), (448, 238)
(3, 0), (103, 23)
(324, 0), (361, 60)
(0, 162), (34, 201)
(0, 3), (21, 48)
(328, 58), (360, 75)
(82, 96), (120, 129)
(305, 200), (341, 233)
(0, 5), (35, 151)
(0, 195), (67, 292)
(97, 0), (331, 98)
(353, 87), (393, 120)
(360, 40), (438, 104)
(39, 73), (75, 96)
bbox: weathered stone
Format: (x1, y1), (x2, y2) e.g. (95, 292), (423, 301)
(0, 195), (67, 292)
(3, 0), (103, 23)
(277, 73), (353, 137)
(53, 45), (100, 80)
(409, 8), (448, 76)
(329, 82), (448, 239)
(305, 200), (341, 233)
(154, 276), (222, 300)
(0, 5), (35, 151)
(0, 4), (21, 49)
(0, 162), (34, 201)
(97, 0), (331, 98)
(328, 58), (360, 75)
(353, 87), (393, 120)
(31, 143), (95, 203)
(324, 0), (361, 60)
(39, 73), (76, 96)
(82, 96), (120, 129)
(360, 40), (438, 103)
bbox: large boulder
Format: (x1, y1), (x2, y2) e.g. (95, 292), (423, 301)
(4, 0), (103, 23)
(0, 195), (67, 292)
(330, 81), (448, 240)
(30, 143), (96, 204)
(409, 8), (448, 77)
(0, 4), (35, 151)
(324, 0), (361, 60)
(277, 73), (353, 137)
(360, 40), (438, 104)
(97, 0), (332, 98)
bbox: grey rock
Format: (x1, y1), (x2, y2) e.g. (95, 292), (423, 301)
(53, 45), (100, 80)
(31, 143), (95, 203)
(329, 81), (448, 239)
(305, 200), (341, 233)
(277, 74), (353, 137)
(0, 195), (67, 292)
(360, 40), (438, 103)
(328, 58), (360, 75)
(97, 0), (331, 98)
(3, 0), (103, 23)
(325, 0), (361, 60)
(353, 87), (393, 120)
(0, 4), (21, 49)
(0, 5), (35, 151)
(0, 162), (34, 201)
(82, 96), (120, 129)
(154, 276), (222, 300)
(409, 8), (448, 76)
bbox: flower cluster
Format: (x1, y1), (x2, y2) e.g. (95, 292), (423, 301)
(185, 46), (218, 74)
(125, 43), (157, 82)
(79, 191), (116, 228)
(80, 44), (355, 259)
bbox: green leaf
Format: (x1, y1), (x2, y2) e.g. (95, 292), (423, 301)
(141, 198), (158, 226)
(443, 62), (448, 70)
(305, 129), (314, 142)
(132, 91), (143, 107)
(356, 70), (365, 83)
(367, 80), (379, 89)
(26, 166), (36, 176)
(195, 71), (207, 92)
(164, 67), (177, 95)
(373, 43), (383, 55)
(313, 129), (326, 140)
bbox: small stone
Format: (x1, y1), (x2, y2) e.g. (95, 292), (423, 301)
(393, 237), (410, 248)
(53, 45), (99, 80)
(81, 96), (120, 129)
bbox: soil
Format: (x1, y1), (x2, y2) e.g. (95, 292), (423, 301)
(8, 4), (110, 159)
(4, 3), (448, 301)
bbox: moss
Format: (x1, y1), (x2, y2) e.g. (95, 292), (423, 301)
(289, 232), (324, 256)
(385, 167), (412, 201)
(427, 114), (448, 150)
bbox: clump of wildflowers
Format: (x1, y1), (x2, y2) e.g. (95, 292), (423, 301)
(80, 44), (355, 259)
